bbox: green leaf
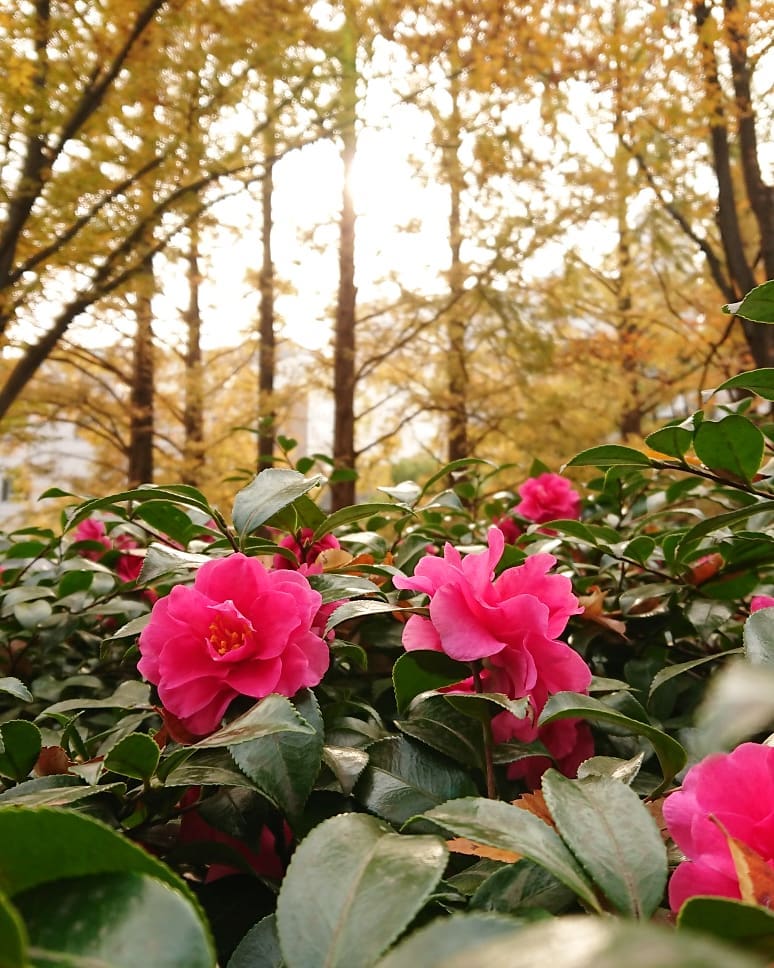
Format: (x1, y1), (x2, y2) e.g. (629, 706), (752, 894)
(470, 860), (575, 915)
(354, 736), (477, 826)
(693, 415), (764, 482)
(376, 913), (529, 968)
(140, 543), (210, 583)
(541, 770), (667, 919)
(12, 599), (52, 630)
(325, 599), (404, 634)
(676, 500), (774, 551)
(39, 681), (152, 717)
(396, 694), (484, 769)
(0, 679), (32, 704)
(16, 872), (214, 968)
(321, 745), (369, 796)
(64, 485), (213, 532)
(104, 733), (160, 782)
(0, 808), (204, 914)
(419, 459), (495, 500)
(678, 896), (774, 955)
(194, 694), (317, 749)
(421, 797), (600, 912)
(133, 501), (200, 545)
(716, 368), (774, 401)
(310, 503), (410, 542)
(692, 661), (774, 755)
(649, 650), (743, 699)
(392, 651), (470, 714)
(0, 776), (126, 807)
(275, 813), (447, 968)
(229, 699), (324, 825)
(0, 888), (26, 968)
(645, 426), (694, 460)
(745, 609), (774, 666)
(538, 692), (686, 794)
(0, 721), (41, 782)
(232, 469), (323, 536)
(381, 913), (767, 968)
(723, 281), (774, 323)
(228, 915), (284, 968)
(564, 445), (652, 469)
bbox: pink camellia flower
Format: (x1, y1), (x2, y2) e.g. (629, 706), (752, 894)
(751, 595), (774, 613)
(663, 742), (774, 912)
(394, 527), (591, 784)
(273, 528), (341, 570)
(492, 711), (594, 789)
(493, 513), (522, 545)
(513, 473), (581, 525)
(73, 518), (112, 559)
(138, 553), (330, 736)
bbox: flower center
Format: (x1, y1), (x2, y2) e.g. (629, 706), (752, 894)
(206, 602), (254, 656)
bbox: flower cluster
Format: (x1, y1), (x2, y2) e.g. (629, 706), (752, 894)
(394, 527), (592, 784)
(73, 517), (143, 584)
(663, 743), (774, 912)
(138, 553), (329, 736)
(272, 528), (341, 571)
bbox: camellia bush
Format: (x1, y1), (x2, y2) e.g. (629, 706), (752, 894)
(4, 283), (774, 967)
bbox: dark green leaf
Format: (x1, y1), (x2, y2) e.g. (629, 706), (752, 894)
(392, 651), (470, 714)
(717, 368), (774, 401)
(470, 860), (575, 915)
(140, 543), (210, 583)
(649, 650), (743, 699)
(321, 745), (369, 796)
(421, 797), (601, 912)
(645, 426), (694, 460)
(104, 732), (160, 782)
(194, 695), (317, 749)
(229, 700), (324, 824)
(232, 469), (323, 536)
(564, 446), (652, 469)
(310, 503), (410, 542)
(0, 775), (125, 807)
(0, 721), (41, 782)
(541, 770), (667, 918)
(354, 736), (477, 826)
(325, 599), (406, 633)
(538, 692), (686, 793)
(16, 872), (214, 968)
(678, 896), (774, 955)
(228, 915), (284, 968)
(0, 888), (26, 968)
(275, 813), (447, 968)
(396, 694), (484, 769)
(693, 415), (764, 482)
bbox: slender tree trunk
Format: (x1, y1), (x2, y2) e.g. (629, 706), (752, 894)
(182, 221), (204, 486)
(128, 257), (155, 486)
(258, 78), (277, 472)
(331, 11), (358, 511)
(694, 0), (774, 367)
(445, 60), (468, 464)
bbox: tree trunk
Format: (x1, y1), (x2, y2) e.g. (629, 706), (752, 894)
(128, 258), (155, 486)
(258, 78), (277, 473)
(182, 222), (205, 486)
(445, 61), (468, 464)
(330, 11), (358, 511)
(694, 0), (774, 367)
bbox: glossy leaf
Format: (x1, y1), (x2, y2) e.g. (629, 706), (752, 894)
(693, 415), (764, 482)
(744, 609), (774, 666)
(541, 770), (667, 918)
(229, 698), (323, 824)
(0, 721), (41, 782)
(723, 282), (774, 324)
(421, 797), (601, 912)
(539, 692), (687, 792)
(325, 599), (403, 633)
(717, 368), (774, 401)
(396, 694), (485, 769)
(470, 859), (575, 915)
(354, 736), (477, 826)
(232, 469), (323, 536)
(393, 650), (471, 714)
(648, 650), (743, 699)
(377, 913), (528, 968)
(310, 502), (411, 542)
(194, 694), (317, 749)
(228, 915), (284, 968)
(16, 872), (214, 968)
(104, 732), (161, 782)
(276, 813), (447, 968)
(645, 425), (694, 460)
(0, 678), (32, 704)
(678, 896), (774, 955)
(0, 775), (126, 807)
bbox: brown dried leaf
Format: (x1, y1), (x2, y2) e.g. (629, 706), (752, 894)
(513, 789), (556, 828)
(711, 815), (774, 908)
(446, 837), (521, 864)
